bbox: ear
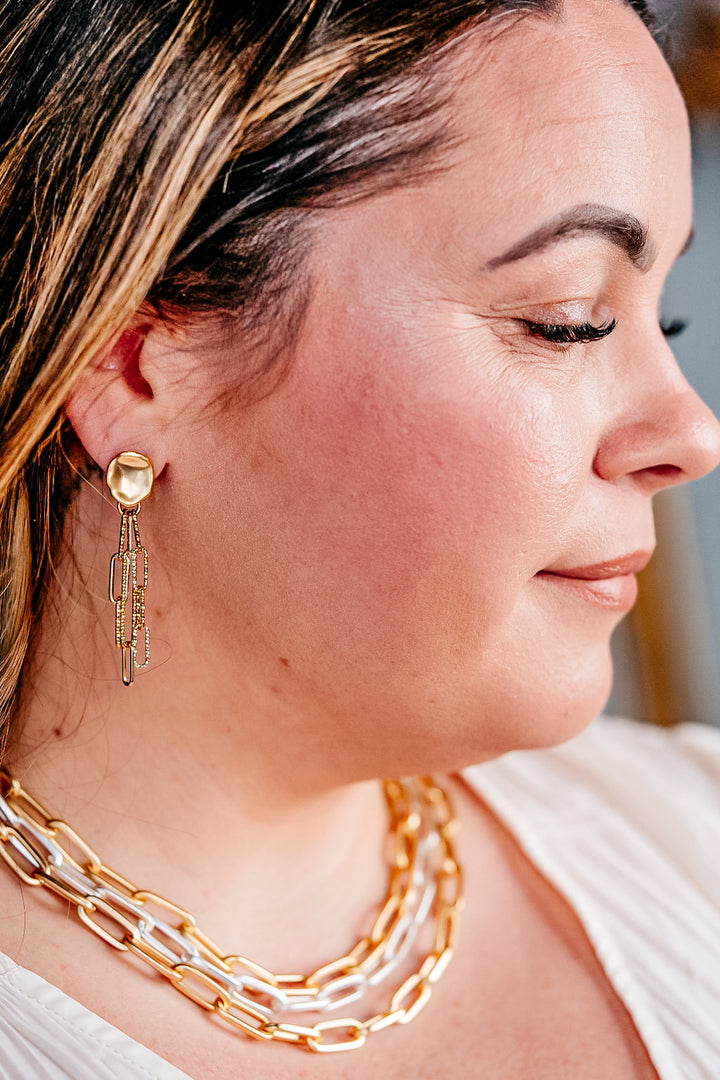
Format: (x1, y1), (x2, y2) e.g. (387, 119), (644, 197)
(65, 316), (173, 475)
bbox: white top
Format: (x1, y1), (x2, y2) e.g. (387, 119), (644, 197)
(0, 716), (718, 1079)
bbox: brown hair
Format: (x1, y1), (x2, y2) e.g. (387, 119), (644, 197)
(0, 0), (657, 753)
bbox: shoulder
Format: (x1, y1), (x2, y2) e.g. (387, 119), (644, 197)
(463, 718), (720, 1079)
(466, 716), (720, 900)
(538, 713), (720, 795)
(468, 711), (720, 791)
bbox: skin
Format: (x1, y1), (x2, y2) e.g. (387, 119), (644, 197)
(3, 1), (719, 1077)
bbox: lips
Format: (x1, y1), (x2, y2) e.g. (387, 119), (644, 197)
(536, 550), (653, 611)
(545, 550), (654, 579)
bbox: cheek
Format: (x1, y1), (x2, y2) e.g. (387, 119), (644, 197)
(276, 338), (588, 655)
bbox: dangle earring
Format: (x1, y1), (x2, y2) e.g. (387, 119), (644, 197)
(106, 451), (154, 686)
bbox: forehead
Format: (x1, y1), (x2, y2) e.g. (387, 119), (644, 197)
(430, 0), (691, 257)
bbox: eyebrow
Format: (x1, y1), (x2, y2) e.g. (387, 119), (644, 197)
(483, 203), (659, 272)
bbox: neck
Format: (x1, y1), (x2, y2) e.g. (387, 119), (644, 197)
(12, 692), (389, 972)
(10, 482), (390, 971)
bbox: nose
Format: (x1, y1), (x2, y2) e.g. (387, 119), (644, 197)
(594, 342), (720, 494)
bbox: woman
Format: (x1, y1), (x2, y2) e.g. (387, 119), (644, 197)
(0, 0), (718, 1076)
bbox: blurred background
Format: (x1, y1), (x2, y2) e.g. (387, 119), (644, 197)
(608, 0), (720, 725)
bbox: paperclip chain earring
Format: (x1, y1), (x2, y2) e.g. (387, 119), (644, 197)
(106, 452), (154, 686)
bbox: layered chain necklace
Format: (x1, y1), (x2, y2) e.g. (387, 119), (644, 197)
(0, 769), (462, 1054)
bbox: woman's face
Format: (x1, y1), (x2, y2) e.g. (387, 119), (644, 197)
(170, 0), (720, 772)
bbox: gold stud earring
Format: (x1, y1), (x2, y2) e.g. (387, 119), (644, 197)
(106, 452), (154, 686)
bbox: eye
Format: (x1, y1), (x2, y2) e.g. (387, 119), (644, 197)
(522, 318), (617, 345)
(660, 318), (688, 339)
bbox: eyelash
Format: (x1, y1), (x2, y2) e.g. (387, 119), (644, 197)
(523, 319), (616, 344)
(660, 318), (688, 338)
(522, 317), (688, 345)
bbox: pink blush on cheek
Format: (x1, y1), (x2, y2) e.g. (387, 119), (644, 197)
(279, 338), (582, 666)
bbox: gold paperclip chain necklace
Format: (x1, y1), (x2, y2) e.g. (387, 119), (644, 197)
(0, 770), (463, 1054)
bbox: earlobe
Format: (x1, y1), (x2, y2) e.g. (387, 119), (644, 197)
(64, 318), (165, 473)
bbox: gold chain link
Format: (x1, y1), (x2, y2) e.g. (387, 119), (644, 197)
(108, 506), (150, 685)
(0, 770), (463, 1052)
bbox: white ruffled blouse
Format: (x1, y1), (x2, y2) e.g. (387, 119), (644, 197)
(0, 716), (718, 1079)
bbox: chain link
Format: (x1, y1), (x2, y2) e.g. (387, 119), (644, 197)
(109, 506), (150, 685)
(0, 770), (462, 1052)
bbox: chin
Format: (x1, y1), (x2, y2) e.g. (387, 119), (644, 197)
(504, 653), (615, 757)
(447, 643), (616, 769)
